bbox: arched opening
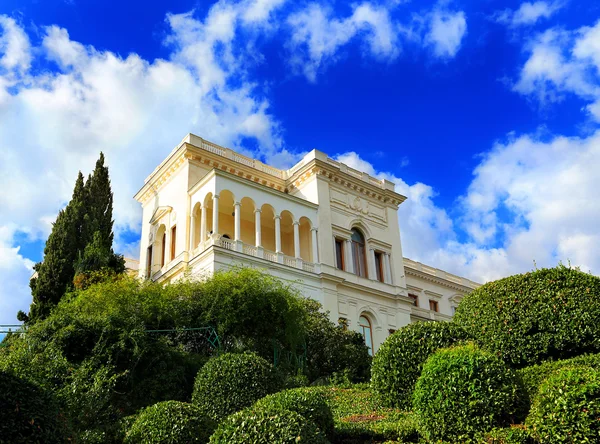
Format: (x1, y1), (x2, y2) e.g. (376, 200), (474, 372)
(192, 202), (202, 250)
(204, 193), (213, 237)
(218, 190), (235, 239)
(240, 196), (256, 245)
(154, 224), (167, 269)
(358, 314), (373, 356)
(280, 210), (294, 257)
(299, 217), (312, 262)
(260, 204), (276, 252)
(351, 228), (367, 278)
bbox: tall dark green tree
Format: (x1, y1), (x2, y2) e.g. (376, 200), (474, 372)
(22, 153), (124, 323)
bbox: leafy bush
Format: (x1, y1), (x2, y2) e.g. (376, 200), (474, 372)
(371, 321), (468, 409)
(254, 387), (335, 438)
(192, 352), (282, 421)
(209, 409), (328, 443)
(479, 427), (534, 443)
(454, 265), (600, 368)
(124, 401), (215, 443)
(413, 344), (523, 442)
(526, 366), (600, 443)
(0, 370), (71, 443)
(301, 298), (372, 383)
(517, 352), (600, 404)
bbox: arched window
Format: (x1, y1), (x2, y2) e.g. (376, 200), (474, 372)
(351, 228), (367, 278)
(359, 315), (373, 356)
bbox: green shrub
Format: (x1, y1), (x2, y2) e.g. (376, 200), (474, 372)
(479, 426), (534, 443)
(124, 401), (215, 443)
(209, 409), (328, 443)
(301, 298), (372, 383)
(192, 352), (281, 421)
(413, 344), (523, 442)
(253, 387), (334, 438)
(517, 352), (600, 404)
(371, 321), (468, 409)
(526, 366), (600, 443)
(0, 370), (71, 443)
(454, 265), (600, 368)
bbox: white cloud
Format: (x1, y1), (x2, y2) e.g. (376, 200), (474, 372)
(513, 20), (600, 120)
(496, 1), (564, 27)
(0, 15), (31, 74)
(287, 2), (399, 82)
(425, 8), (467, 58)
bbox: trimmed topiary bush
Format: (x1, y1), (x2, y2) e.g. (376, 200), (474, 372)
(192, 352), (281, 421)
(371, 321), (468, 408)
(0, 370), (70, 443)
(454, 265), (600, 368)
(253, 388), (334, 438)
(209, 408), (329, 443)
(517, 352), (600, 404)
(413, 344), (523, 442)
(124, 401), (215, 443)
(526, 366), (600, 443)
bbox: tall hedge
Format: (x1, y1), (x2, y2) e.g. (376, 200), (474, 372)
(526, 366), (600, 443)
(0, 370), (71, 443)
(371, 321), (468, 409)
(454, 265), (600, 368)
(192, 352), (282, 421)
(413, 344), (523, 442)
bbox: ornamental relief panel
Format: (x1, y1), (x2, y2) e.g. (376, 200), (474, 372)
(329, 188), (387, 224)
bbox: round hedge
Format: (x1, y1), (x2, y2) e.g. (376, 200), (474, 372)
(413, 344), (522, 442)
(124, 401), (214, 443)
(209, 409), (328, 443)
(253, 388), (334, 438)
(526, 366), (600, 443)
(454, 265), (600, 368)
(192, 352), (281, 421)
(0, 370), (70, 443)
(371, 321), (468, 409)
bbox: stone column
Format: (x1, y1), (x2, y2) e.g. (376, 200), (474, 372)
(384, 253), (392, 284)
(345, 239), (354, 274)
(234, 201), (241, 241)
(189, 213), (196, 251)
(311, 228), (319, 263)
(274, 215), (282, 253)
(165, 225), (172, 264)
(293, 221), (300, 258)
(368, 247), (376, 280)
(212, 194), (219, 237)
(200, 206), (207, 246)
(254, 209), (262, 246)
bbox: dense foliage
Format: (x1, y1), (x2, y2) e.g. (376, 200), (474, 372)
(209, 409), (329, 444)
(25, 153), (124, 322)
(517, 352), (600, 404)
(253, 387), (334, 438)
(526, 366), (600, 443)
(454, 265), (600, 368)
(192, 352), (282, 421)
(479, 427), (534, 444)
(371, 321), (468, 409)
(413, 344), (523, 442)
(301, 298), (372, 383)
(124, 401), (215, 443)
(0, 370), (71, 443)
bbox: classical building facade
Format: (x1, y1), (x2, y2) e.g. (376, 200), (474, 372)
(134, 134), (479, 354)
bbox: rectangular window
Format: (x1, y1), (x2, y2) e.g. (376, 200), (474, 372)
(146, 245), (153, 278)
(161, 234), (166, 267)
(408, 294), (419, 307)
(352, 242), (367, 278)
(374, 251), (384, 282)
(335, 238), (345, 270)
(429, 300), (439, 312)
(171, 226), (177, 261)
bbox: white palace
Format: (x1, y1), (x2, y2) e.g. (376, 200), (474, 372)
(134, 134), (480, 354)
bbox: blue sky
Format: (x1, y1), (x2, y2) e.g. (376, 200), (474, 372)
(1, 0), (600, 325)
